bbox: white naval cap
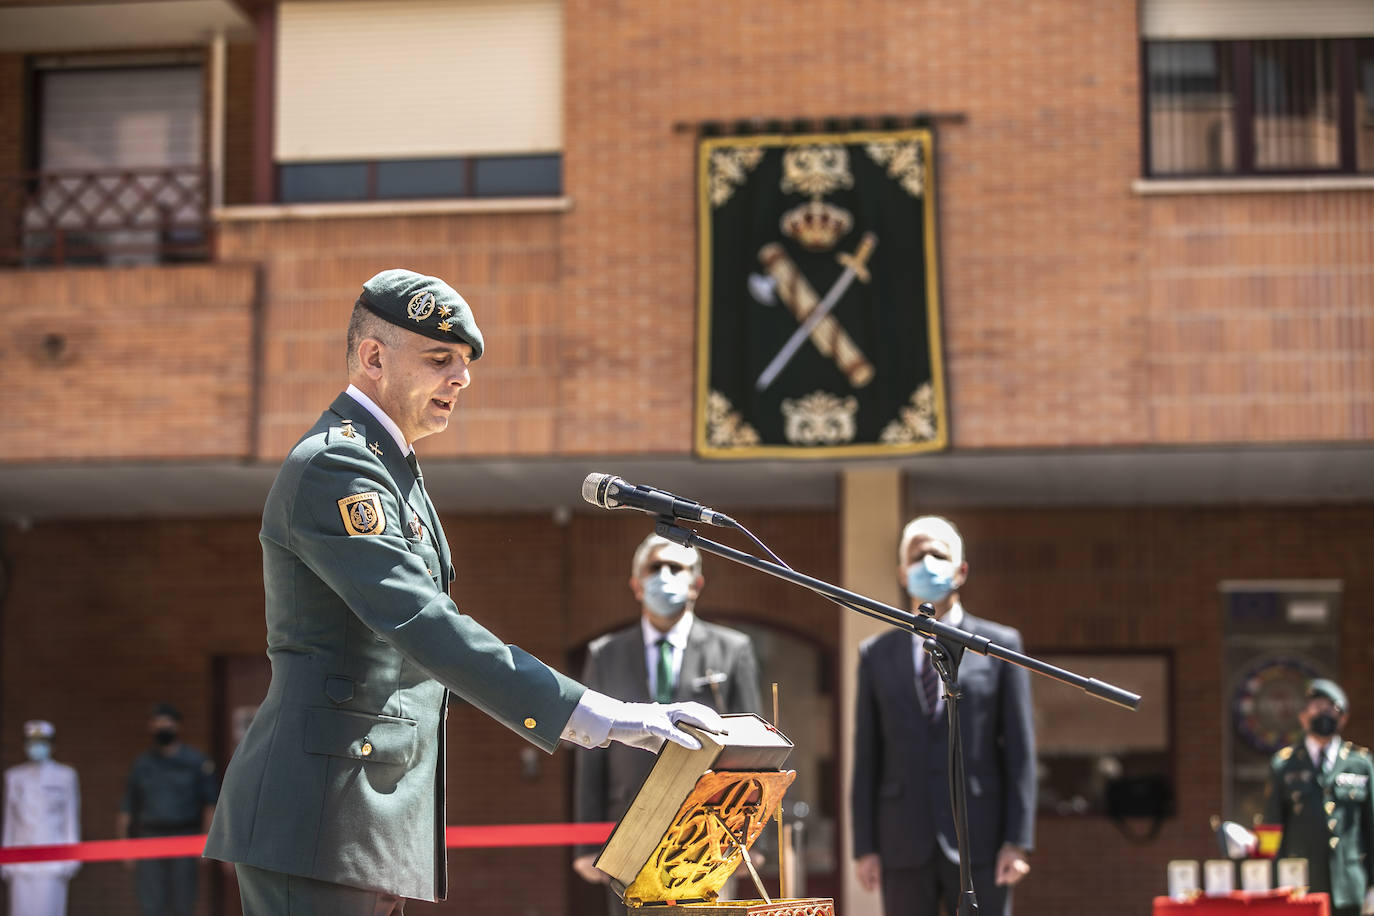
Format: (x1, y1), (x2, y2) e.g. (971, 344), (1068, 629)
(22, 720), (54, 741)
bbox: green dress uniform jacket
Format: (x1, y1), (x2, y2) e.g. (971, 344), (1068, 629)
(205, 393), (586, 902)
(1263, 739), (1374, 911)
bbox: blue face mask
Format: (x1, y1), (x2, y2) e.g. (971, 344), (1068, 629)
(906, 555), (957, 602)
(642, 570), (692, 619)
(24, 741), (51, 763)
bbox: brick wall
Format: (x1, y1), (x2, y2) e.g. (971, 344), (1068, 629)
(3, 504), (1372, 914)
(217, 211), (565, 461)
(1144, 193), (1374, 441)
(0, 264), (259, 461)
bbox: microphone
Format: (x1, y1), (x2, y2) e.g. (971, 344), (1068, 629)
(581, 473), (735, 527)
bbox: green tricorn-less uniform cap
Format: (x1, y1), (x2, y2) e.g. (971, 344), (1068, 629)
(358, 268), (484, 360)
(1308, 678), (1348, 712)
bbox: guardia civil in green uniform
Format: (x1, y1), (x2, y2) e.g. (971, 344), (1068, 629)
(1262, 679), (1374, 916)
(205, 269), (724, 915)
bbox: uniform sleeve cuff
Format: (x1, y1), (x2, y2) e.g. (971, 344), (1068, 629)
(562, 689), (618, 748)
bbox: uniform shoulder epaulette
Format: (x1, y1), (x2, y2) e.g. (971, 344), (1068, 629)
(328, 418), (369, 445)
(1277, 746), (1294, 761)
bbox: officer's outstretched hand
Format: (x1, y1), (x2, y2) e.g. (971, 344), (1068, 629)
(606, 702), (726, 752)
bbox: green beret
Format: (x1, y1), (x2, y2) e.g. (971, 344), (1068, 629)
(1308, 678), (1348, 712)
(358, 268), (484, 360)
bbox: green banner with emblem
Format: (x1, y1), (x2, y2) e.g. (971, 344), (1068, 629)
(694, 129), (948, 458)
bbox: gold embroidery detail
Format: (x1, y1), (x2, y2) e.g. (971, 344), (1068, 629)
(866, 138), (927, 197)
(880, 382), (939, 444)
(369, 441), (383, 457)
(406, 291), (436, 322)
(705, 390), (761, 449)
(781, 390), (858, 446)
(708, 147), (764, 207)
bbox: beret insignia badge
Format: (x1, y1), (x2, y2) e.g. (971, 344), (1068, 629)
(338, 492), (387, 536)
(407, 291), (437, 322)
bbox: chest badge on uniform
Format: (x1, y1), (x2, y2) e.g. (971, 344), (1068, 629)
(338, 492), (387, 536)
(409, 514), (424, 540)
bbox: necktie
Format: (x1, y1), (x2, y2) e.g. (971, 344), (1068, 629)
(655, 638), (675, 703)
(920, 653), (941, 721)
(406, 451), (423, 483)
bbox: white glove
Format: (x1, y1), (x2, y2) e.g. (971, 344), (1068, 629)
(606, 701), (726, 751)
(1362, 887), (1374, 915)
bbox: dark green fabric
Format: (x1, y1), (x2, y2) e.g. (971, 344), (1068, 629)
(654, 638), (673, 703)
(204, 392), (584, 901)
(1263, 739), (1374, 909)
(358, 268), (484, 359)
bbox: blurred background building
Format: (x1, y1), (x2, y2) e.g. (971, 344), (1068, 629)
(0, 0), (1371, 913)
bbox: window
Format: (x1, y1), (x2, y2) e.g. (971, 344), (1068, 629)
(8, 58), (209, 267)
(277, 154), (561, 203)
(1144, 38), (1374, 176)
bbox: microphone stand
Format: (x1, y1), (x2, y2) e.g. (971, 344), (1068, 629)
(652, 517), (1140, 916)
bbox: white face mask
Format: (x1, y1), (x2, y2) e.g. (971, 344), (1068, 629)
(642, 568), (693, 618)
(24, 741), (51, 763)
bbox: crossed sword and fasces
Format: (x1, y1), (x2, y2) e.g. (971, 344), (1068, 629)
(751, 231), (877, 392)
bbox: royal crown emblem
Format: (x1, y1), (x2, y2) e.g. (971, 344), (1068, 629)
(780, 199), (853, 251)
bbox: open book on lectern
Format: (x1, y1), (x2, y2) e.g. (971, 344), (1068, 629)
(595, 713), (795, 906)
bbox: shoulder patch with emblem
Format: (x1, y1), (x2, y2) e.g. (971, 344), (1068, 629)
(338, 492), (387, 536)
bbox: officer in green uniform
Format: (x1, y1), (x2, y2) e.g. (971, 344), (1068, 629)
(204, 269), (724, 915)
(118, 703), (218, 916)
(1263, 679), (1374, 916)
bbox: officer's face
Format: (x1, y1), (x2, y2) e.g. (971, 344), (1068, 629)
(368, 334), (473, 443)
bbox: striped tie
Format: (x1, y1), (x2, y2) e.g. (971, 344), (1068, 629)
(920, 654), (941, 721)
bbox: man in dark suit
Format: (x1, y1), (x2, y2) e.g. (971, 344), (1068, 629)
(572, 533), (762, 899)
(852, 515), (1036, 916)
(1263, 678), (1374, 916)
(204, 269), (723, 914)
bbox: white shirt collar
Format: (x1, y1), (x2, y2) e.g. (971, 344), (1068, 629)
(642, 610), (695, 650)
(1306, 735), (1340, 769)
(345, 384), (411, 457)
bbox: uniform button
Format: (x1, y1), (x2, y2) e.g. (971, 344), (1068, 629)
(361, 740), (373, 757)
(1329, 818), (1339, 830)
(1330, 837), (1340, 848)
(524, 718), (536, 729)
(427, 568), (434, 576)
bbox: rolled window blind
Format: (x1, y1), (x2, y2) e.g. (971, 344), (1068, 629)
(1142, 0), (1374, 39)
(275, 0), (562, 162)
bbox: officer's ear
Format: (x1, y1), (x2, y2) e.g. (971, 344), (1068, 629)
(358, 338), (385, 379)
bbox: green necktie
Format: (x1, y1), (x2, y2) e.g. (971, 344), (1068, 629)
(655, 637), (675, 703)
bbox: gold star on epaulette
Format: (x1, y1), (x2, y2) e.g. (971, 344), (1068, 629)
(1278, 747), (1294, 761)
(438, 304), (452, 318)
(369, 441), (383, 457)
(437, 319), (453, 332)
(340, 419), (356, 438)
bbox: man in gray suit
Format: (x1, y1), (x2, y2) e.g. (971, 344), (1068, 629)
(572, 533), (762, 898)
(852, 515), (1036, 916)
(204, 269), (722, 915)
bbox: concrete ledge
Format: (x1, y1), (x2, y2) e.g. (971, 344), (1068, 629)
(1133, 176), (1374, 196)
(215, 196), (574, 222)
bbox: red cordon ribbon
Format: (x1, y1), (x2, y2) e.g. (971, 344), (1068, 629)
(0, 822), (615, 865)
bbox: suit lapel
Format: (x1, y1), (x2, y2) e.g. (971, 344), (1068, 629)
(678, 619), (707, 702)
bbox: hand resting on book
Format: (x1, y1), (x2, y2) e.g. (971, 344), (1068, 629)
(606, 701), (726, 751)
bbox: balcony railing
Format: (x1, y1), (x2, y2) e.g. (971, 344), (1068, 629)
(0, 166), (211, 268)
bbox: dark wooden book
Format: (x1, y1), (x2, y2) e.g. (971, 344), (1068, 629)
(595, 713), (794, 892)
